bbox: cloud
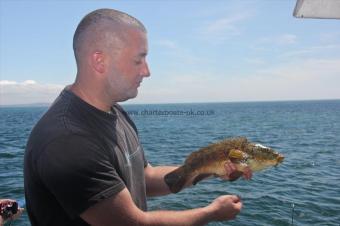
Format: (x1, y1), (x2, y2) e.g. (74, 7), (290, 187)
(200, 12), (252, 42)
(244, 57), (266, 65)
(130, 58), (340, 104)
(3, 58), (339, 106)
(0, 80), (17, 85)
(0, 80), (64, 105)
(155, 39), (203, 65)
(206, 14), (248, 33)
(279, 44), (340, 58)
(257, 34), (298, 46)
(278, 34), (297, 45)
(319, 32), (340, 44)
(155, 40), (178, 50)
(221, 58), (340, 101)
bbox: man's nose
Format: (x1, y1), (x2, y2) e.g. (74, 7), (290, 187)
(141, 62), (150, 78)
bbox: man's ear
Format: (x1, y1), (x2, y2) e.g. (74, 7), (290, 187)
(91, 51), (105, 74)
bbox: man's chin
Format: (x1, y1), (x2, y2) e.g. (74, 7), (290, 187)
(130, 89), (138, 99)
(117, 90), (138, 102)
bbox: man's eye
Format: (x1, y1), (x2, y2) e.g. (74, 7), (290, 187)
(134, 60), (142, 65)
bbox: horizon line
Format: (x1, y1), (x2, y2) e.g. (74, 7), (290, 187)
(1, 98), (339, 108)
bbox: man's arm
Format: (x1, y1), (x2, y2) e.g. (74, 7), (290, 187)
(144, 161), (252, 197)
(80, 187), (242, 226)
(144, 164), (178, 196)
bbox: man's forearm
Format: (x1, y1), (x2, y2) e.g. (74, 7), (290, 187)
(145, 165), (179, 196)
(80, 187), (241, 226)
(143, 205), (214, 226)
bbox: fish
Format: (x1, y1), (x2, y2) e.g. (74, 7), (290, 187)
(164, 137), (284, 193)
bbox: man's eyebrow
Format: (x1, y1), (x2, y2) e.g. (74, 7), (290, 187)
(138, 52), (147, 57)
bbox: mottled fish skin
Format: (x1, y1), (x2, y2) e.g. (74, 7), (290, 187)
(164, 137), (284, 193)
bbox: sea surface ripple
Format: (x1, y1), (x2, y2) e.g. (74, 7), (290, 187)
(0, 100), (339, 225)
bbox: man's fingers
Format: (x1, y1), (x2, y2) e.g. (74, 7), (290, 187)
(222, 161), (243, 181)
(11, 208), (24, 221)
(229, 171), (243, 181)
(242, 167), (253, 180)
(0, 200), (24, 222)
(224, 161), (236, 175)
(230, 195), (241, 203)
(0, 199), (16, 203)
(222, 162), (253, 181)
(233, 199), (243, 210)
(228, 162), (236, 172)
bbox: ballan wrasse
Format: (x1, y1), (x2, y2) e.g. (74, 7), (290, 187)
(165, 137), (284, 193)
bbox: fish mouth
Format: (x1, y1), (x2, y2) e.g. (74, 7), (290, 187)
(276, 155), (284, 164)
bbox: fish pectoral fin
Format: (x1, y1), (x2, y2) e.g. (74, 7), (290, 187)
(228, 149), (244, 160)
(192, 173), (213, 185)
(229, 171), (243, 182)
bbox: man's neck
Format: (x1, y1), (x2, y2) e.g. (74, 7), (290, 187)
(69, 83), (113, 113)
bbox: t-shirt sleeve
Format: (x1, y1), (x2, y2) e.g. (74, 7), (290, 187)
(37, 134), (126, 218)
(140, 145), (148, 168)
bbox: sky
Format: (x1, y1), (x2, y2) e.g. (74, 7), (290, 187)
(0, 0), (339, 105)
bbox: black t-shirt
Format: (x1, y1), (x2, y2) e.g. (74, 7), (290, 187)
(24, 89), (148, 226)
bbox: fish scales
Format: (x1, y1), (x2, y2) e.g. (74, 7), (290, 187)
(165, 137), (284, 193)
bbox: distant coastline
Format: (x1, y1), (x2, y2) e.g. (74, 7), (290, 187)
(0, 99), (339, 108)
(0, 103), (51, 108)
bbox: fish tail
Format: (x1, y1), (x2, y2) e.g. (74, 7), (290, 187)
(164, 166), (189, 193)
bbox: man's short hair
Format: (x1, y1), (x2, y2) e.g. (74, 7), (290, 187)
(73, 8), (146, 64)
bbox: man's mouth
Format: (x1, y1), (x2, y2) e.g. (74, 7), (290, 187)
(137, 81), (142, 87)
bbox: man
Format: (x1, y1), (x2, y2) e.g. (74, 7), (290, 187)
(24, 8), (251, 226)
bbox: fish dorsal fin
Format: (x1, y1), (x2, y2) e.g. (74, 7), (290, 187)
(228, 149), (244, 160)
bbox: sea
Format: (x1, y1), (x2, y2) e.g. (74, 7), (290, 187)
(1, 100), (339, 226)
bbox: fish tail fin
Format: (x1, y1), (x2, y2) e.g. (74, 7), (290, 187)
(164, 166), (189, 193)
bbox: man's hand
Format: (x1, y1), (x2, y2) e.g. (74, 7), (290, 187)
(242, 166), (252, 180)
(220, 160), (253, 181)
(0, 199), (24, 226)
(206, 195), (242, 221)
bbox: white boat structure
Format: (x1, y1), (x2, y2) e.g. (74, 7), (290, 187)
(293, 0), (340, 19)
